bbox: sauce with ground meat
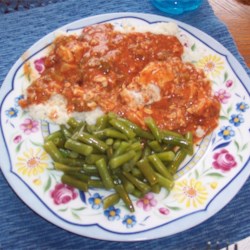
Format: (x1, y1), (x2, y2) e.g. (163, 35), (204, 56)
(19, 23), (220, 141)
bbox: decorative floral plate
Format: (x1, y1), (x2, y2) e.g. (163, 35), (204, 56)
(0, 13), (250, 241)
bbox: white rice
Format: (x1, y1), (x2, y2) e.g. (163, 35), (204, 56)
(27, 94), (104, 124)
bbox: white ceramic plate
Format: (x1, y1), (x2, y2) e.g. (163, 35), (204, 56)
(0, 13), (250, 241)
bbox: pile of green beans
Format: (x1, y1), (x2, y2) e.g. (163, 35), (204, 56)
(43, 113), (193, 212)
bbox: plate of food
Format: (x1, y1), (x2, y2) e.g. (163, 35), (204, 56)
(0, 12), (249, 241)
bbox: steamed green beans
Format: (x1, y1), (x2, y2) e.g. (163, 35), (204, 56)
(44, 114), (194, 213)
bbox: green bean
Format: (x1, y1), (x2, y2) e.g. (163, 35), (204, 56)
(61, 157), (86, 167)
(122, 171), (151, 194)
(131, 167), (143, 179)
(67, 117), (81, 129)
(109, 150), (136, 169)
(45, 130), (65, 148)
(131, 189), (143, 198)
(148, 154), (173, 181)
(54, 162), (82, 173)
(109, 119), (136, 139)
(44, 140), (64, 162)
(128, 150), (142, 168)
(86, 124), (97, 133)
(142, 145), (152, 158)
(65, 138), (93, 156)
(96, 158), (114, 190)
(161, 129), (184, 139)
(82, 164), (99, 176)
(115, 184), (134, 212)
(92, 130), (106, 139)
(136, 158), (158, 186)
(113, 141), (130, 157)
(156, 151), (175, 162)
(106, 146), (113, 159)
(61, 174), (88, 192)
(88, 179), (105, 188)
(59, 148), (79, 159)
(71, 122), (86, 140)
(144, 117), (161, 142)
(155, 172), (174, 191)
(185, 132), (194, 155)
(85, 154), (106, 164)
(129, 141), (143, 152)
(60, 124), (72, 139)
(105, 138), (114, 146)
(113, 140), (121, 150)
(103, 193), (120, 209)
(67, 171), (89, 182)
(96, 114), (109, 130)
(151, 183), (161, 194)
(117, 117), (154, 140)
(118, 174), (135, 194)
(148, 140), (163, 152)
(169, 149), (187, 174)
(162, 135), (192, 154)
(103, 128), (128, 140)
(77, 132), (108, 153)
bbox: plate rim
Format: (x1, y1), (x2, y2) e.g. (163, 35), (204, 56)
(0, 12), (250, 241)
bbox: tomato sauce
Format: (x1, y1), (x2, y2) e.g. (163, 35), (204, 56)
(19, 23), (220, 141)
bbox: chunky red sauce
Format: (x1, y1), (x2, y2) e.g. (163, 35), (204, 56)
(20, 23), (220, 141)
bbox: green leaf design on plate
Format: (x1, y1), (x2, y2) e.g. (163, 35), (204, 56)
(238, 154), (243, 162)
(234, 140), (240, 152)
(242, 143), (249, 151)
(224, 72), (228, 82)
(226, 105), (233, 115)
(72, 207), (86, 211)
(219, 115), (228, 121)
(205, 173), (224, 178)
(30, 140), (43, 147)
(15, 141), (24, 153)
(71, 211), (81, 220)
(58, 208), (68, 212)
(44, 176), (52, 192)
(166, 205), (182, 211)
(191, 44), (196, 51)
(194, 169), (199, 179)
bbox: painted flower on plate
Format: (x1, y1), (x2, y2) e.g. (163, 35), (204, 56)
(88, 193), (103, 210)
(15, 95), (24, 107)
(136, 192), (157, 211)
(214, 89), (231, 104)
(173, 178), (208, 208)
(196, 54), (224, 77)
(5, 107), (18, 118)
(51, 183), (78, 205)
(13, 135), (22, 144)
(210, 182), (218, 190)
(212, 149), (237, 172)
(104, 206), (121, 221)
(20, 118), (39, 134)
(225, 80), (233, 88)
(122, 215), (136, 228)
(218, 126), (235, 140)
(34, 57), (45, 73)
(159, 207), (170, 215)
(236, 102), (249, 112)
(33, 178), (42, 186)
(229, 114), (244, 127)
(15, 148), (48, 176)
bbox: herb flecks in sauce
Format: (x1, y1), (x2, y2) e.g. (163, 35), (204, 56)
(19, 23), (220, 141)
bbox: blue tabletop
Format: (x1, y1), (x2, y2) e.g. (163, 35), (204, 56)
(0, 0), (250, 249)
